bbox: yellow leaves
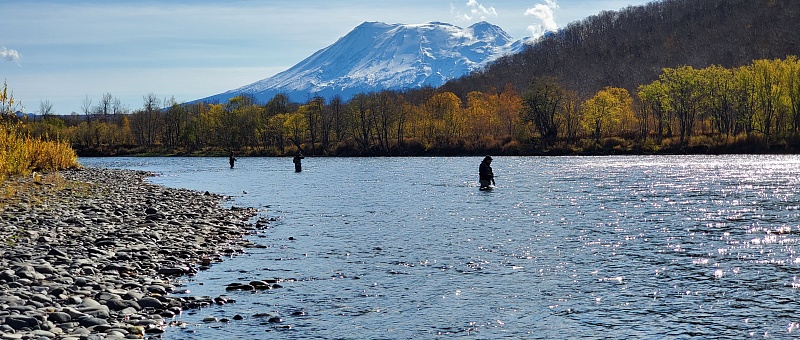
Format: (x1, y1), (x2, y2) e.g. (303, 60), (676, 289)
(0, 79), (19, 120)
(426, 92), (462, 119)
(0, 124), (78, 182)
(582, 87), (635, 139)
(633, 56), (800, 143)
(422, 91), (464, 139)
(282, 112), (307, 142)
(269, 113), (290, 132)
(0, 81), (77, 181)
(465, 91), (498, 137)
(498, 84), (523, 137)
(637, 80), (668, 108)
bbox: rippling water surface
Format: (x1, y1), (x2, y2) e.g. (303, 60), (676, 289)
(79, 155), (800, 339)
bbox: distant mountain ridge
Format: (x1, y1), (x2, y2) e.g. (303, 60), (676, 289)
(198, 21), (524, 104)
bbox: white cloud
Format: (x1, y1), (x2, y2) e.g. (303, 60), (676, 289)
(524, 0), (559, 39)
(0, 47), (21, 63)
(453, 0), (498, 22)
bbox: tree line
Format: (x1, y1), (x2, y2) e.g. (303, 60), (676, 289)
(8, 0), (800, 156)
(444, 0), (800, 102)
(8, 56), (800, 156)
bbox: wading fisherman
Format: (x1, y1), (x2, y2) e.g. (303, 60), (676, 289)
(229, 151), (236, 169)
(293, 152), (305, 172)
(479, 155), (495, 190)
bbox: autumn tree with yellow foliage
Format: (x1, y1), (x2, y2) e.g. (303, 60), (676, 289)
(582, 87), (635, 142)
(11, 57), (800, 157)
(0, 80), (78, 181)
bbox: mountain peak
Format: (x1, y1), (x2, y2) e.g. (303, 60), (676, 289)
(356, 21), (393, 29)
(426, 21), (454, 26)
(469, 21), (494, 28)
(199, 21), (523, 104)
(468, 21), (511, 41)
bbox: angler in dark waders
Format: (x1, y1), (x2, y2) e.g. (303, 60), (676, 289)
(293, 152), (304, 172)
(479, 155), (495, 190)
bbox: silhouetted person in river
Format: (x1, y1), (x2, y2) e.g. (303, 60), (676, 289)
(479, 155), (495, 190)
(229, 151), (236, 169)
(293, 152), (305, 172)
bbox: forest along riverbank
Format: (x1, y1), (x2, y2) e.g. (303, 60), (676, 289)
(0, 167), (265, 339)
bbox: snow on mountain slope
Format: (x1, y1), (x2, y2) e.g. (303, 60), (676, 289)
(199, 21), (524, 104)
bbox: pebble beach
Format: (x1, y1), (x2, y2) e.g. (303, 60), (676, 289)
(0, 167), (260, 339)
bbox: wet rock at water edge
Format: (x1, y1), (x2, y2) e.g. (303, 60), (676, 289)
(225, 282), (257, 291)
(160, 309), (177, 318)
(214, 296), (233, 305)
(249, 280), (272, 290)
(145, 327), (166, 334)
(158, 267), (193, 276)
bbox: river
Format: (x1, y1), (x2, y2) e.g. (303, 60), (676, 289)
(79, 155), (800, 339)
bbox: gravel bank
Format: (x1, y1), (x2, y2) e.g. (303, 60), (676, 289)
(0, 167), (260, 339)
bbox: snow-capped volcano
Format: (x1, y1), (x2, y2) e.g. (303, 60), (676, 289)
(199, 21), (524, 104)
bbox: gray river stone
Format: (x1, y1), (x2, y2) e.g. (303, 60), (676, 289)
(136, 297), (163, 309)
(77, 317), (108, 327)
(0, 167), (259, 337)
(47, 312), (72, 323)
(4, 315), (40, 330)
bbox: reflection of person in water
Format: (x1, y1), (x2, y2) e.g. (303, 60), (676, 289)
(229, 151), (236, 169)
(293, 152), (304, 172)
(479, 155), (495, 190)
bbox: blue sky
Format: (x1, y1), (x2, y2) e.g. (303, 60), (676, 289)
(0, 0), (652, 115)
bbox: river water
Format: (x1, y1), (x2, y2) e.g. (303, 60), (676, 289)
(79, 155), (800, 339)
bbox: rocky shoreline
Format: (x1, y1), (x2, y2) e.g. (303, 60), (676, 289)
(0, 167), (261, 339)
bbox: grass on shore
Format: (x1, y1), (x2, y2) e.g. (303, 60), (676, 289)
(0, 123), (79, 182)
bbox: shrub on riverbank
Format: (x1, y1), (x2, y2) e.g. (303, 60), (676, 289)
(0, 123), (79, 181)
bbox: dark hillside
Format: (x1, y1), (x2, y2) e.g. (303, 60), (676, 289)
(442, 0), (800, 98)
